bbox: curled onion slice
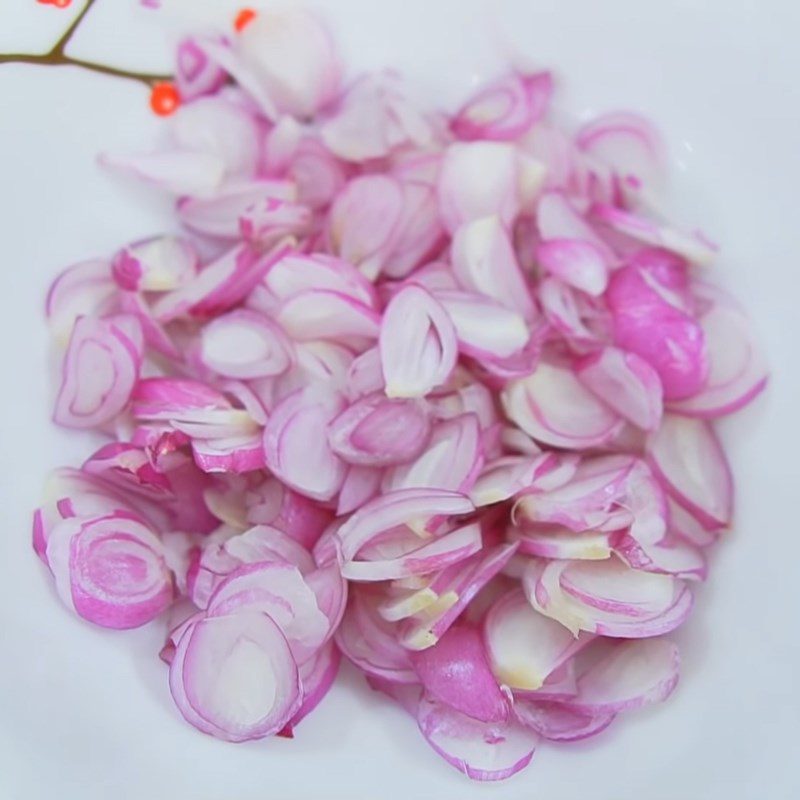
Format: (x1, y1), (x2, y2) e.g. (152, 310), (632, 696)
(54, 315), (143, 430)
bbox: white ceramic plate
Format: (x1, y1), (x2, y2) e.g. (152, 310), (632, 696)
(1, 1), (798, 798)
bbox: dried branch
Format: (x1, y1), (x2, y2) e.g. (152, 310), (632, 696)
(51, 0), (96, 56)
(0, 0), (172, 88)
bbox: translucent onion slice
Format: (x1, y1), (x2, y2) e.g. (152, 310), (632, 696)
(417, 695), (540, 781)
(169, 610), (301, 742)
(502, 362), (624, 450)
(562, 638), (680, 714)
(647, 414), (733, 531)
(45, 511), (173, 629)
(483, 588), (586, 691)
(379, 285), (458, 399)
(54, 315), (143, 430)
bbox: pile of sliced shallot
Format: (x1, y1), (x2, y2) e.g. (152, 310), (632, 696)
(33, 6), (767, 781)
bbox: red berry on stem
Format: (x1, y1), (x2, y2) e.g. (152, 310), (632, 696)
(150, 82), (180, 116)
(234, 8), (257, 32)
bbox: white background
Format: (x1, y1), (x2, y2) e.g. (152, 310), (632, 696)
(0, 1), (798, 798)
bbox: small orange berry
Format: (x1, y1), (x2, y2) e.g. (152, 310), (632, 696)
(234, 8), (257, 33)
(37, 0), (73, 7)
(150, 82), (181, 116)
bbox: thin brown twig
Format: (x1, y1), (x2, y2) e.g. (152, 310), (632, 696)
(0, 0), (172, 88)
(0, 51), (172, 86)
(52, 0), (97, 56)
